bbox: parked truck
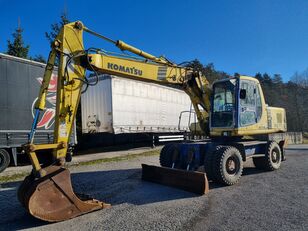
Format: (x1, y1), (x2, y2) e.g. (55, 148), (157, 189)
(0, 53), (76, 173)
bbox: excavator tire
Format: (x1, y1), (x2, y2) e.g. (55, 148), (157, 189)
(204, 145), (223, 180)
(19, 166), (110, 222)
(212, 146), (243, 185)
(253, 141), (281, 171)
(159, 143), (180, 168)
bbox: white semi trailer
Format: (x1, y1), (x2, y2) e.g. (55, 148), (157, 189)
(81, 75), (192, 134)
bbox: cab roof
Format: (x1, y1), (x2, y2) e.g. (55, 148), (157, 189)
(213, 75), (260, 84)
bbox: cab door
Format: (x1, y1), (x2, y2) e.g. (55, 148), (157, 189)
(239, 80), (258, 127)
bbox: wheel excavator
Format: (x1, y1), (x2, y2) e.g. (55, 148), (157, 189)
(18, 21), (287, 222)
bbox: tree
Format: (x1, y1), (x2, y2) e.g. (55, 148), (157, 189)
(44, 12), (71, 67)
(7, 22), (29, 58)
(290, 69), (308, 132)
(291, 69), (308, 87)
(262, 73), (272, 85)
(273, 74), (283, 85)
(45, 12), (70, 44)
(30, 54), (47, 63)
(254, 69), (308, 132)
(255, 72), (263, 83)
(186, 59), (229, 84)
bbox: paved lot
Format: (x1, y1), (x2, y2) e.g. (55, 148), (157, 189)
(0, 145), (307, 231)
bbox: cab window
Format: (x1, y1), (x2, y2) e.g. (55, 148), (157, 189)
(211, 79), (236, 127)
(239, 80), (257, 126)
(256, 85), (262, 121)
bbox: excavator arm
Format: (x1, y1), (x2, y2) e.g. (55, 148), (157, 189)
(26, 24), (85, 175)
(19, 21), (210, 222)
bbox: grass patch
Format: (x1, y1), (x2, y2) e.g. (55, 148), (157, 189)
(0, 149), (161, 183)
(0, 172), (28, 183)
(303, 138), (308, 144)
(74, 149), (161, 167)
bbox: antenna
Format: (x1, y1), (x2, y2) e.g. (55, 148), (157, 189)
(63, 0), (68, 17)
(18, 17), (21, 30)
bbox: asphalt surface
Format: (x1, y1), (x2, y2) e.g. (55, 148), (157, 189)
(0, 145), (307, 231)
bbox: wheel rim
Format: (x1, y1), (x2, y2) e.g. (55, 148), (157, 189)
(0, 154), (3, 165)
(226, 156), (239, 175)
(271, 149), (280, 164)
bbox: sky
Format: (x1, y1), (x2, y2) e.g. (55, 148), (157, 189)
(1, 0), (307, 81)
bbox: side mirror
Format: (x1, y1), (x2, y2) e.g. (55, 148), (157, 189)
(240, 89), (246, 99)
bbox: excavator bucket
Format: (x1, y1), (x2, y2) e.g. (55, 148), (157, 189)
(18, 166), (110, 222)
(141, 164), (209, 195)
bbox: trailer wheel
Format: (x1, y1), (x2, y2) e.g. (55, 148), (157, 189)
(204, 146), (223, 180)
(213, 146), (243, 185)
(253, 141), (281, 171)
(0, 149), (10, 173)
(159, 144), (180, 168)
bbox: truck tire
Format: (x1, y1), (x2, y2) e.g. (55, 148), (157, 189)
(253, 141), (281, 171)
(159, 143), (179, 168)
(204, 146), (223, 180)
(212, 146), (243, 185)
(0, 149), (10, 173)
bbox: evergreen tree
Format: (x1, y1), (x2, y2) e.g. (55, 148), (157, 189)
(262, 73), (272, 85)
(7, 22), (29, 58)
(186, 59), (228, 84)
(30, 54), (47, 63)
(273, 74), (283, 85)
(290, 70), (308, 132)
(44, 12), (71, 66)
(255, 72), (264, 83)
(45, 12), (70, 43)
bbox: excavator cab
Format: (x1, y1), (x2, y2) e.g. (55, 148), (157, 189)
(211, 76), (262, 132)
(210, 76), (286, 137)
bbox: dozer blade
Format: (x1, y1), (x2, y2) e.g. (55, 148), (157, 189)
(141, 164), (209, 195)
(18, 166), (110, 222)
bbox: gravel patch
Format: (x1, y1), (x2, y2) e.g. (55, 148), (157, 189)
(0, 146), (307, 231)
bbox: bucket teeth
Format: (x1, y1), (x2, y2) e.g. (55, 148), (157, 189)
(18, 166), (109, 222)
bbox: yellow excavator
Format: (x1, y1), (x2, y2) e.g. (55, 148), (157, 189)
(18, 21), (287, 222)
